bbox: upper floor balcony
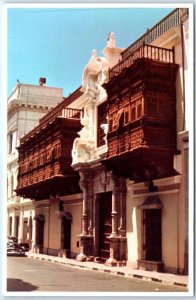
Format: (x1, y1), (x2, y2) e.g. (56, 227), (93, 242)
(15, 108), (83, 200)
(102, 45), (179, 182)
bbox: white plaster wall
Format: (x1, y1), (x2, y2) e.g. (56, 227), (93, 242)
(63, 203), (82, 255)
(47, 199), (61, 250)
(161, 194), (178, 272)
(126, 177), (184, 273)
(22, 204), (34, 242)
(176, 178), (186, 273)
(183, 18), (191, 132)
(8, 84), (63, 108)
(126, 184), (143, 267)
(42, 199), (82, 255)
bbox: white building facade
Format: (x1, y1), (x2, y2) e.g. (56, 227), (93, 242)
(7, 79), (64, 248)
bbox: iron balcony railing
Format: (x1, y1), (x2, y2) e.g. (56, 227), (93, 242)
(109, 43), (175, 80)
(122, 8), (180, 59)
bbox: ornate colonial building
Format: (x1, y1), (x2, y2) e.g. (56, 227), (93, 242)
(15, 8), (190, 274)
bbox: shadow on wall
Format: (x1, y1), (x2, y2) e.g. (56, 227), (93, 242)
(7, 278), (38, 292)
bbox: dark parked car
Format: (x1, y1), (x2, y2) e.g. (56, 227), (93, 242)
(7, 237), (25, 256)
(18, 242), (30, 252)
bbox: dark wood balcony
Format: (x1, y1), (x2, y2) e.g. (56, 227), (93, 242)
(103, 51), (179, 182)
(16, 108), (83, 200)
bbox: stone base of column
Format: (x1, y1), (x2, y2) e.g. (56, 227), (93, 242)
(106, 236), (127, 266)
(119, 237), (127, 261)
(105, 257), (118, 266)
(76, 252), (87, 262)
(76, 235), (94, 262)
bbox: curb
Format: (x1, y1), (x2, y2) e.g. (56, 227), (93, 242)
(27, 254), (188, 288)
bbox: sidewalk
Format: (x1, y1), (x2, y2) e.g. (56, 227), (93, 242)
(26, 252), (188, 288)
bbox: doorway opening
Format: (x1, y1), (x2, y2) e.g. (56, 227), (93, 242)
(34, 214), (45, 247)
(143, 209), (162, 261)
(60, 212), (72, 258)
(98, 192), (112, 263)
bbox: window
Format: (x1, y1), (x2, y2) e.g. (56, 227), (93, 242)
(11, 174), (14, 195)
(131, 103), (136, 121)
(8, 132), (13, 154)
(124, 106), (130, 124)
(9, 217), (12, 236)
(23, 219), (28, 241)
(137, 99), (143, 118)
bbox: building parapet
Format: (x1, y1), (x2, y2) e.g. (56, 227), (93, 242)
(122, 8), (180, 59)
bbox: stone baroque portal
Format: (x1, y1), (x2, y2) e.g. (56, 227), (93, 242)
(72, 33), (128, 266)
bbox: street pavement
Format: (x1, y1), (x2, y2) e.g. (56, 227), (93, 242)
(25, 252), (189, 288)
(7, 255), (189, 293)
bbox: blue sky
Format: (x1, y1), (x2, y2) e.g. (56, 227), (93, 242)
(7, 6), (174, 97)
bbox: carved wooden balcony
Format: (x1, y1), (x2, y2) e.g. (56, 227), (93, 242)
(16, 108), (83, 200)
(102, 47), (179, 182)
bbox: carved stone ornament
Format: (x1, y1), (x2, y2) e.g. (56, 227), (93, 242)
(72, 33), (122, 165)
(100, 123), (108, 146)
(107, 32), (116, 48)
(81, 49), (109, 95)
(72, 106), (95, 165)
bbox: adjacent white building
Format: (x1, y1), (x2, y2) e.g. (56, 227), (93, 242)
(7, 79), (63, 247)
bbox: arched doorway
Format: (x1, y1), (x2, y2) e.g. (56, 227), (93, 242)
(59, 212), (72, 258)
(34, 214), (45, 253)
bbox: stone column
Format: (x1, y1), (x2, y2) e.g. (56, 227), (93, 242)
(31, 218), (36, 253)
(118, 178), (127, 237)
(31, 201), (36, 252)
(106, 175), (119, 266)
(19, 206), (24, 243)
(118, 178), (127, 264)
(80, 178), (88, 236)
(28, 215), (33, 250)
(87, 189), (94, 236)
(106, 175), (127, 266)
(12, 211), (16, 238)
(76, 168), (94, 262)
(111, 187), (118, 237)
